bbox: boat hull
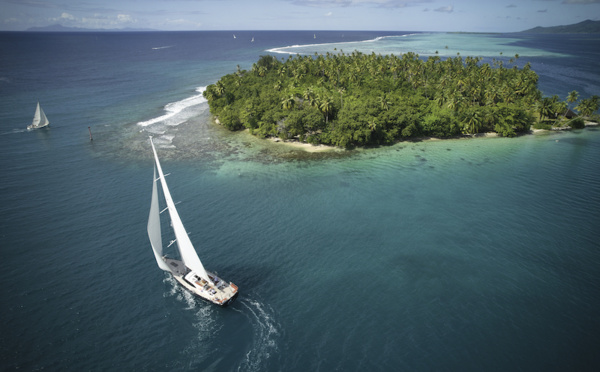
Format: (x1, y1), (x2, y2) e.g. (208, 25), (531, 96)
(27, 124), (50, 131)
(173, 274), (238, 307)
(165, 258), (238, 307)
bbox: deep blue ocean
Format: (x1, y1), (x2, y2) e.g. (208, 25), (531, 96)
(1, 31), (599, 371)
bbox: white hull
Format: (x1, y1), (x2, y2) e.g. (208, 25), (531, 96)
(27, 123), (50, 131)
(165, 258), (238, 307)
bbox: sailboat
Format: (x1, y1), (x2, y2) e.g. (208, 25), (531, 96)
(27, 102), (50, 130)
(148, 137), (239, 306)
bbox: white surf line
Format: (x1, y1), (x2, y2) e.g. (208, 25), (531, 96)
(266, 34), (422, 55)
(137, 87), (207, 128)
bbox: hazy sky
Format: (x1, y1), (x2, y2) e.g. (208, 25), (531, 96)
(1, 0), (599, 32)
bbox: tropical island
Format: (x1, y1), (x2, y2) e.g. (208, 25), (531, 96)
(204, 52), (599, 148)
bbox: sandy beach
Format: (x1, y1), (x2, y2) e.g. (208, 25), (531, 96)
(267, 137), (339, 152)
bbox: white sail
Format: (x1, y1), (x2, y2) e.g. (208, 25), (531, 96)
(31, 102), (50, 129)
(149, 138), (210, 282)
(148, 166), (171, 272)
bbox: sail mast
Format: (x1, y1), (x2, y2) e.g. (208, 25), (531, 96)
(149, 137), (210, 282)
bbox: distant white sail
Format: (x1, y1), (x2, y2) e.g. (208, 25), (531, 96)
(148, 166), (171, 271)
(28, 102), (50, 130)
(150, 138), (210, 282)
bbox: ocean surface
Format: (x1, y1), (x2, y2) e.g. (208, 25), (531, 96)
(1, 31), (599, 371)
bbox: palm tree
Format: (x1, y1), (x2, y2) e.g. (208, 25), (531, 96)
(463, 110), (482, 135)
(378, 95), (390, 111)
(368, 118), (378, 132)
(537, 97), (554, 122)
(258, 65), (267, 77)
(215, 81), (225, 96)
(277, 66), (287, 78)
(319, 96), (333, 125)
(565, 90), (579, 116)
(575, 95), (600, 117)
(281, 95), (295, 110)
(303, 87), (315, 107)
(337, 87), (345, 109)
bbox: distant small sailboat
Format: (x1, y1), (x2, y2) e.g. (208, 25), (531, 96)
(233, 34), (236, 39)
(314, 34), (316, 39)
(148, 137), (239, 306)
(251, 37), (254, 42)
(27, 102), (50, 130)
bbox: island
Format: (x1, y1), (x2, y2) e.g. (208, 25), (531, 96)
(204, 52), (599, 148)
(520, 19), (600, 34)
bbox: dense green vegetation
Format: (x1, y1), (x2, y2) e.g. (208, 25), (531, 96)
(204, 52), (599, 148)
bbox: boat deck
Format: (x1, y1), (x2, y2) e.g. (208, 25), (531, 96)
(163, 258), (238, 306)
(165, 258), (188, 276)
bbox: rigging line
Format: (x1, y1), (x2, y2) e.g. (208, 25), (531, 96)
(161, 201), (181, 214)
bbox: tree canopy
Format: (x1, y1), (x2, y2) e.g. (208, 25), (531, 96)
(204, 51), (596, 148)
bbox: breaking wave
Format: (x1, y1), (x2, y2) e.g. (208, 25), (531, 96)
(266, 34), (419, 55)
(137, 86), (208, 147)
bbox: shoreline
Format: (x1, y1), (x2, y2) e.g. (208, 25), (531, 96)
(218, 118), (599, 154)
(266, 137), (339, 152)
(262, 122), (599, 151)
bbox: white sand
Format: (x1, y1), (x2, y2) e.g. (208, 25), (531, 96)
(267, 137), (338, 152)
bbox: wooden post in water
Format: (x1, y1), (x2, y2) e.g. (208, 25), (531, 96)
(88, 126), (93, 141)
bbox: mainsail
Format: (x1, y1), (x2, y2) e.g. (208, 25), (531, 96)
(31, 102), (50, 129)
(149, 138), (210, 282)
(148, 167), (171, 272)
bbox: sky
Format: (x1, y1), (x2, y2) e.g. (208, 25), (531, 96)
(0, 0), (599, 32)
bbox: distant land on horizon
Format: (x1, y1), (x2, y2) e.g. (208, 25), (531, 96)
(25, 24), (157, 32)
(23, 19), (600, 34)
(520, 19), (600, 34)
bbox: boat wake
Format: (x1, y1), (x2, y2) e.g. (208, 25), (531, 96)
(163, 276), (223, 363)
(152, 45), (174, 50)
(162, 276), (280, 370)
(164, 275), (282, 371)
(1, 128), (28, 135)
(233, 296), (282, 372)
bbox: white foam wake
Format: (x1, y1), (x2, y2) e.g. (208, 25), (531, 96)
(163, 275), (222, 355)
(235, 297), (281, 372)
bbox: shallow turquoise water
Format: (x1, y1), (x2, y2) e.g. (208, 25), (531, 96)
(269, 32), (567, 57)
